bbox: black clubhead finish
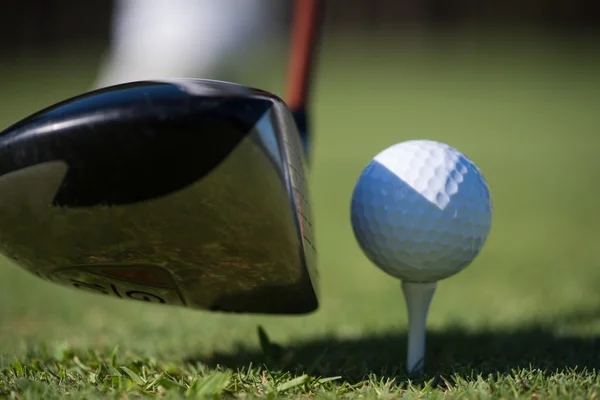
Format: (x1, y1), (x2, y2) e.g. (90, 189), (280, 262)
(0, 79), (318, 314)
(2, 80), (273, 207)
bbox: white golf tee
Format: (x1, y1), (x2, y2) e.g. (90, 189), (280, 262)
(401, 281), (437, 374)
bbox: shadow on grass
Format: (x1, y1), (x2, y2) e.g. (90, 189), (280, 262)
(189, 322), (600, 382)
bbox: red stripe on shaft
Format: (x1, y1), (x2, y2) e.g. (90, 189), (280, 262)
(285, 0), (322, 111)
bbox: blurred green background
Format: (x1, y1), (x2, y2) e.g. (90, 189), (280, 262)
(1, 0), (600, 372)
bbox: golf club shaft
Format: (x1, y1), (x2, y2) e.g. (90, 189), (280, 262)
(285, 0), (323, 155)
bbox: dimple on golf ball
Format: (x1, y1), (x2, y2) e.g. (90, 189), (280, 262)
(350, 139), (492, 283)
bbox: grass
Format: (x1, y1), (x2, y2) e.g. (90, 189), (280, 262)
(1, 30), (600, 398)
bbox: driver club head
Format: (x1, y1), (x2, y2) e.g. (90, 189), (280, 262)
(0, 78), (318, 314)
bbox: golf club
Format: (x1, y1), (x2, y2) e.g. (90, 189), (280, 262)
(0, 1), (324, 315)
(0, 78), (317, 314)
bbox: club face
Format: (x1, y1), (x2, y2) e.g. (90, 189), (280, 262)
(0, 79), (318, 314)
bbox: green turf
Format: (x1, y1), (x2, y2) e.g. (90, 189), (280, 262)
(1, 31), (600, 398)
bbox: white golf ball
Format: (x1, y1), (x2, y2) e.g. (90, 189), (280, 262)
(350, 139), (492, 282)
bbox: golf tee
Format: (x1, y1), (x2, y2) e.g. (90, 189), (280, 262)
(401, 281), (437, 374)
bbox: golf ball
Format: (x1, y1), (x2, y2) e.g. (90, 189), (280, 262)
(350, 140), (492, 282)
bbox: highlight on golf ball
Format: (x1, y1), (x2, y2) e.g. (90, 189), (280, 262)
(350, 139), (492, 283)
